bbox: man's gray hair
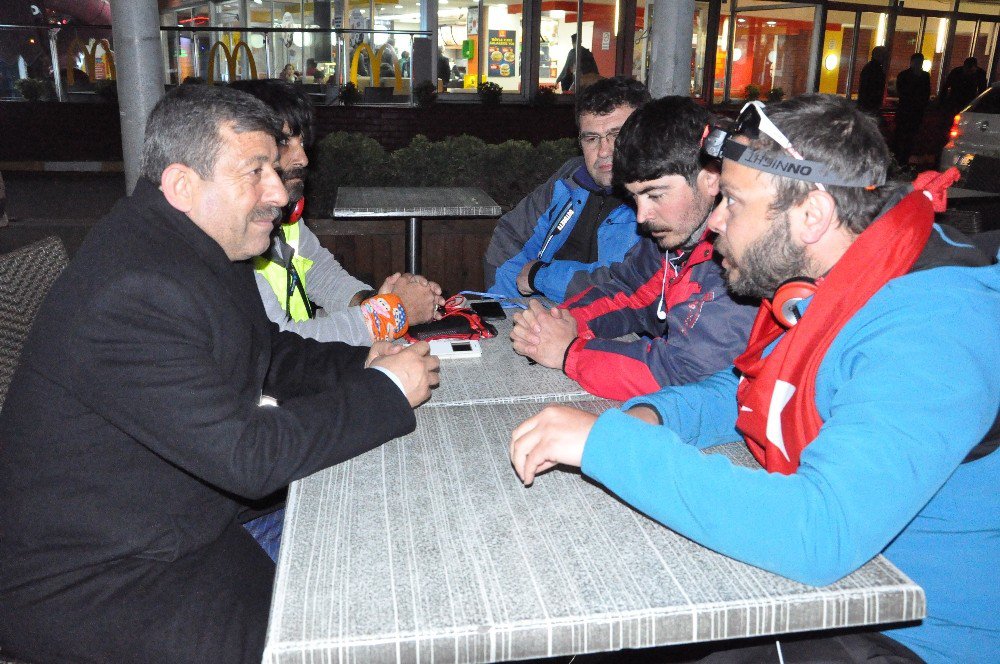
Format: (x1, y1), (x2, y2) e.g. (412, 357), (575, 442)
(139, 83), (284, 182)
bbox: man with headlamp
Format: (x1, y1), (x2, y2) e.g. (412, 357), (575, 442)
(508, 94), (999, 662)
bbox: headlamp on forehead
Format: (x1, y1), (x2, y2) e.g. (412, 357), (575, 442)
(703, 101), (882, 190)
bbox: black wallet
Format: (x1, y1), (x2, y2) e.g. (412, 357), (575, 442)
(407, 315), (497, 340)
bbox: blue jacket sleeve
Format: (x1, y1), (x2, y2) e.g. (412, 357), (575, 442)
(585, 268), (1000, 586)
(491, 200), (563, 298)
(485, 158), (582, 293)
(532, 215), (639, 303)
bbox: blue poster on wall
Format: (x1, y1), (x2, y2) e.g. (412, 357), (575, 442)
(487, 30), (516, 78)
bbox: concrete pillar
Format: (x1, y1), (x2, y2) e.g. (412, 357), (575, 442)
(647, 0), (695, 98)
(111, 0), (165, 194)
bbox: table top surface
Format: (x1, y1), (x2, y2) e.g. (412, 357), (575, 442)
(264, 395), (925, 663)
(424, 315), (596, 408)
(334, 187), (503, 218)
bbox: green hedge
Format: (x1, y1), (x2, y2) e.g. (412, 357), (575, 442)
(306, 132), (579, 216)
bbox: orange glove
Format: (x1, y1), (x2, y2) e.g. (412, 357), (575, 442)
(360, 293), (409, 341)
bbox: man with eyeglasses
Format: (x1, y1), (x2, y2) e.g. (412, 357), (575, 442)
(509, 94), (999, 662)
(484, 76), (651, 303)
(509, 96), (757, 401)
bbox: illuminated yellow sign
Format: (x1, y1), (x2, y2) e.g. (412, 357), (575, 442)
(207, 40), (258, 83)
(67, 39), (116, 86)
(349, 43), (403, 92)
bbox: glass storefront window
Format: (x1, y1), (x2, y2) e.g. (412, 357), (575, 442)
(900, 0), (955, 10)
(437, 2), (474, 93)
(921, 15), (950, 91)
(539, 1), (600, 95)
(578, 0), (616, 88)
(436, 0), (523, 95)
(973, 22), (998, 77)
(947, 19), (998, 80)
(826, 0), (891, 6)
(819, 10), (886, 98)
(726, 3), (817, 102)
(483, 1), (525, 93)
(632, 0), (649, 83)
(372, 0), (416, 83)
(714, 12), (732, 102)
(957, 0), (1000, 14)
(692, 1), (709, 97)
(165, 5), (213, 82)
(271, 1), (306, 77)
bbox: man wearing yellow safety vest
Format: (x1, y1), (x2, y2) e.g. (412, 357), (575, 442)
(231, 80), (444, 346)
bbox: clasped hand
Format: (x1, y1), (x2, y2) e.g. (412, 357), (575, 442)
(510, 299), (578, 369)
(379, 273), (445, 324)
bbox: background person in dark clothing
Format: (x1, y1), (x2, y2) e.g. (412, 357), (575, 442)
(556, 33), (599, 93)
(893, 53), (931, 170)
(437, 48), (450, 89)
(940, 56), (988, 112)
(857, 46), (887, 115)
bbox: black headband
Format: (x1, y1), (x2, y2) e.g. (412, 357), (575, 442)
(719, 138), (882, 188)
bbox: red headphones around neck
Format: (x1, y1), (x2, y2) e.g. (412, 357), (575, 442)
(771, 277), (816, 328)
(284, 197), (305, 225)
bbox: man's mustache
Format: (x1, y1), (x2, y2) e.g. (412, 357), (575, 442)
(252, 206), (282, 223)
(280, 167), (306, 183)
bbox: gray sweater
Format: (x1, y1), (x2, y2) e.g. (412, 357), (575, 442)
(254, 221), (373, 345)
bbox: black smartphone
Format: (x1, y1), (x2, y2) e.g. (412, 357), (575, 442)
(470, 300), (507, 320)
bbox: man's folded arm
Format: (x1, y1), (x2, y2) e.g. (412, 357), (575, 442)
(72, 272), (415, 502)
(265, 324), (371, 399)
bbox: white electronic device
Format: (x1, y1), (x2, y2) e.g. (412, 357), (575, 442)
(428, 339), (482, 359)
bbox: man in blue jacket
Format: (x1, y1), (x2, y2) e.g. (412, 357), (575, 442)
(509, 95), (999, 662)
(510, 96), (757, 400)
(484, 76), (650, 302)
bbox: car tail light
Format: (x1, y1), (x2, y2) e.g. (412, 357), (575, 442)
(949, 114), (962, 140)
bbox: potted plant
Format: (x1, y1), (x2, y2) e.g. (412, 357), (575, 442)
(413, 81), (438, 107)
(14, 78), (46, 102)
(94, 79), (118, 103)
(534, 84), (556, 107)
(338, 81), (361, 106)
(477, 81), (503, 106)
(766, 87), (785, 102)
(743, 84), (760, 102)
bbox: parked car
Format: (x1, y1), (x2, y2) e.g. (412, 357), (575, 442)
(940, 82), (1000, 170)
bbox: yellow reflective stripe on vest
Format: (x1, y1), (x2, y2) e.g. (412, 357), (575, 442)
(253, 222), (315, 322)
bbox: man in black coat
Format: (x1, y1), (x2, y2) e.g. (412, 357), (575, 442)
(893, 52), (931, 169)
(857, 45), (887, 115)
(0, 84), (439, 663)
(940, 56), (988, 112)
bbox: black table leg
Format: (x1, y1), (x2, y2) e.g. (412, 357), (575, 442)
(406, 216), (421, 274)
